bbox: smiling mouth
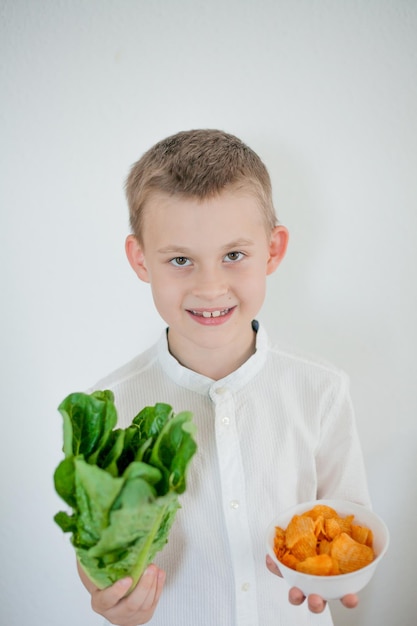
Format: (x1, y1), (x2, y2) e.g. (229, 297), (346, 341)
(189, 308), (232, 318)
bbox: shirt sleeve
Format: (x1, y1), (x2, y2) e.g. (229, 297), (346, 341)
(315, 371), (371, 507)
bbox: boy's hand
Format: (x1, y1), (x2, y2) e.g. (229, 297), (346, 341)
(265, 555), (359, 614)
(77, 561), (166, 626)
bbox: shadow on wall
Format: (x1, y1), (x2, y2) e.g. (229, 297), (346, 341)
(256, 137), (331, 350)
(330, 430), (417, 626)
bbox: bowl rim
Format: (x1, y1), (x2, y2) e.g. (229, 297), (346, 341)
(266, 499), (390, 581)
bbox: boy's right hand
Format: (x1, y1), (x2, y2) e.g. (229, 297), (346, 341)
(265, 555), (358, 613)
(77, 561), (166, 626)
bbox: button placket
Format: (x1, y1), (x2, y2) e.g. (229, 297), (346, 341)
(211, 386), (259, 625)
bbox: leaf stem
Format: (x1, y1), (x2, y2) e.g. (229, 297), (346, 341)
(127, 503), (169, 593)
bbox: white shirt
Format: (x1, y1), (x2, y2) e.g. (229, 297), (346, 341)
(93, 323), (370, 626)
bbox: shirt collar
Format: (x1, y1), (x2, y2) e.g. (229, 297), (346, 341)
(156, 321), (268, 396)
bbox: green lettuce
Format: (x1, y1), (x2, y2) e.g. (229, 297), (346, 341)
(53, 390), (197, 590)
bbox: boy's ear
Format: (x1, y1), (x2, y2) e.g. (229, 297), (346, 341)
(266, 225), (289, 275)
(125, 234), (150, 283)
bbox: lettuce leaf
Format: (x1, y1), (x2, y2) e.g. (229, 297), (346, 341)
(53, 390), (197, 589)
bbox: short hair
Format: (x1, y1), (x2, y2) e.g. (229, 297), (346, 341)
(125, 129), (277, 242)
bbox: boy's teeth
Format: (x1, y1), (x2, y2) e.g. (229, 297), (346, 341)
(195, 309), (228, 318)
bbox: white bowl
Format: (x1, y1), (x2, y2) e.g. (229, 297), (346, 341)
(266, 499), (389, 600)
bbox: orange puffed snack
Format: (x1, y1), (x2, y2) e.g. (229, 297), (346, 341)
(273, 505), (375, 576)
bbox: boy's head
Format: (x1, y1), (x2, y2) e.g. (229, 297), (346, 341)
(124, 129), (289, 378)
(125, 129), (277, 244)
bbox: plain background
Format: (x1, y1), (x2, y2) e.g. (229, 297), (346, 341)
(1, 1), (416, 624)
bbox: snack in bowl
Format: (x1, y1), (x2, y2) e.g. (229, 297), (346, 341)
(266, 500), (389, 600)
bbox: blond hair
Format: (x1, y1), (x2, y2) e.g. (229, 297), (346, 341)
(125, 129), (277, 241)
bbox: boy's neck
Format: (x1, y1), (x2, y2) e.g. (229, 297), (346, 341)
(167, 328), (257, 381)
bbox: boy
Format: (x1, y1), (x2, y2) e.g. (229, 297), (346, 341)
(78, 129), (370, 625)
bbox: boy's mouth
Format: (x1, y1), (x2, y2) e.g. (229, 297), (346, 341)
(188, 307), (234, 319)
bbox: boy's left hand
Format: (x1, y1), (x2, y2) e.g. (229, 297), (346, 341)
(265, 555), (359, 613)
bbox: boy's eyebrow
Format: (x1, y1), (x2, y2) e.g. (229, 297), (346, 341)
(157, 239), (256, 255)
(222, 238), (256, 249)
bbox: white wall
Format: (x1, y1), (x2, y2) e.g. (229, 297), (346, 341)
(1, 1), (416, 624)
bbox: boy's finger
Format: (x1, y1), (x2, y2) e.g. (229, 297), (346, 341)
(265, 554), (282, 577)
(91, 577), (132, 613)
(288, 587), (305, 606)
(152, 568), (166, 604)
(307, 594), (326, 613)
(139, 567), (166, 611)
(124, 566), (159, 611)
(341, 593), (359, 609)
(288, 588), (327, 613)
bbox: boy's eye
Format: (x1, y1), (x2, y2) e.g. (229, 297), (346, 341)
(224, 251), (244, 262)
(170, 256), (191, 267)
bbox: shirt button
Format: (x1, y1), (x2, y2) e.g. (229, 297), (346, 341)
(215, 386), (228, 394)
(241, 582), (250, 592)
(230, 500), (240, 509)
(221, 416), (230, 425)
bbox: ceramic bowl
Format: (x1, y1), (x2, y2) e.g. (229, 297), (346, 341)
(266, 499), (389, 600)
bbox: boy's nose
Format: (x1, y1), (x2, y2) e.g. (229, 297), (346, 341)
(191, 269), (228, 300)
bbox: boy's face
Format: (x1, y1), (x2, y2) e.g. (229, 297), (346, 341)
(126, 189), (288, 375)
